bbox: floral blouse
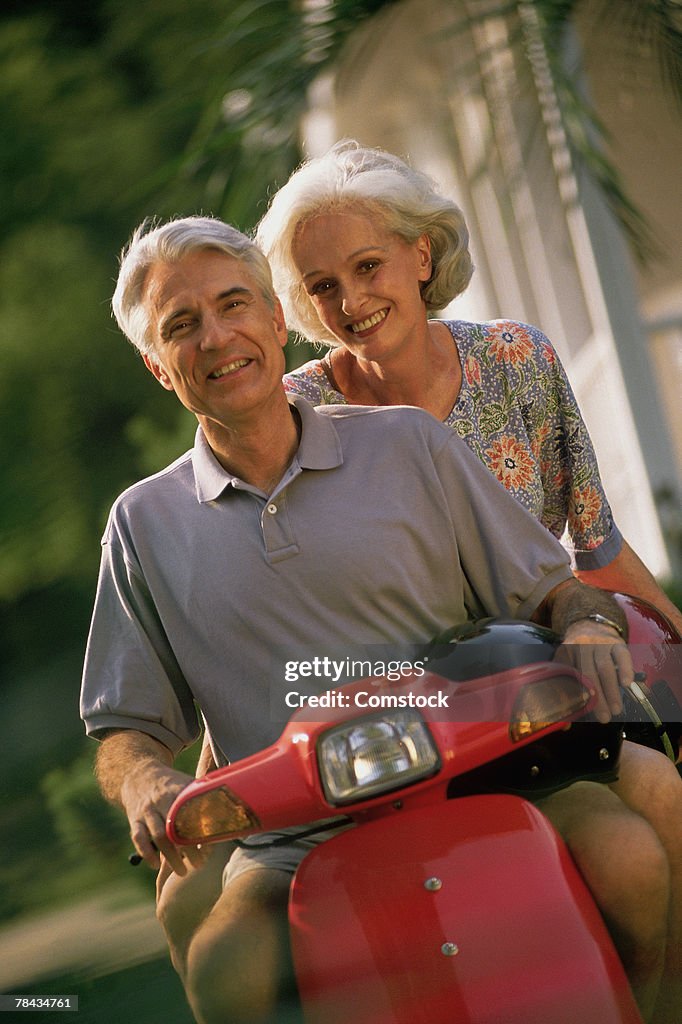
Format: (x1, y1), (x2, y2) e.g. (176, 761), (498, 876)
(283, 319), (621, 571)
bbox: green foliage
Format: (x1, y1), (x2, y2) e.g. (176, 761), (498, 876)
(0, 736), (204, 923)
(161, 0), (401, 227)
(0, 2), (234, 623)
(41, 751), (132, 871)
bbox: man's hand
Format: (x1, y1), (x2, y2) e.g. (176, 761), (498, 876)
(554, 619), (634, 723)
(120, 761), (206, 875)
(535, 578), (633, 724)
(96, 730), (207, 876)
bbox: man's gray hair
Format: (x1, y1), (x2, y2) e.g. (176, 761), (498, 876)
(255, 140), (474, 346)
(112, 216), (276, 362)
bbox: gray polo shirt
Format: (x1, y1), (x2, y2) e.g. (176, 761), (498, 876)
(80, 397), (572, 763)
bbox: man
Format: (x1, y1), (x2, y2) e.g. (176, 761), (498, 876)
(81, 217), (678, 1024)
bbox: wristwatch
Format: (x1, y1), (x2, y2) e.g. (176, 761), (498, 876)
(581, 612), (627, 639)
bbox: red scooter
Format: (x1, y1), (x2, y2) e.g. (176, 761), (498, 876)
(167, 597), (681, 1024)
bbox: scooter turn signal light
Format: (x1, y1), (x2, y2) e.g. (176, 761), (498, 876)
(171, 786), (259, 842)
(510, 675), (592, 743)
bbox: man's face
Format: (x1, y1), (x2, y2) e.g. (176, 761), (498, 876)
(142, 248), (288, 429)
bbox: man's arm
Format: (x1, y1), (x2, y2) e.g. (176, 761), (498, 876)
(96, 729), (204, 874)
(535, 578), (633, 724)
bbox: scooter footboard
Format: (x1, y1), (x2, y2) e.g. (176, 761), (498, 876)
(290, 794), (641, 1024)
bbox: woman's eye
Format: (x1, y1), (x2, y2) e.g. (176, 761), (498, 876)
(358, 260), (380, 273)
(310, 280), (334, 296)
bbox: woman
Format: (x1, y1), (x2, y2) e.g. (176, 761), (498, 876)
(256, 139), (682, 636)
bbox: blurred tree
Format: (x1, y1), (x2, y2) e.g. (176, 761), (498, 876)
(0, 0), (247, 676)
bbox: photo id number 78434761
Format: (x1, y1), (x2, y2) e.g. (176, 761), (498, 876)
(0, 996), (78, 1012)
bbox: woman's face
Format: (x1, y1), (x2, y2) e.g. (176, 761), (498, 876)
(291, 209), (432, 361)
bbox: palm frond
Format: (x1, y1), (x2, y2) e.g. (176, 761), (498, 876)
(163, 0), (401, 228)
(156, 0), (681, 261)
(520, 0), (663, 260)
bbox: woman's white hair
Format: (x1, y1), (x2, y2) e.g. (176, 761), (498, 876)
(255, 139), (474, 346)
(112, 216), (276, 363)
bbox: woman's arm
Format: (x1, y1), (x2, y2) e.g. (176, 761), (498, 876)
(521, 332), (681, 633)
(576, 538), (682, 636)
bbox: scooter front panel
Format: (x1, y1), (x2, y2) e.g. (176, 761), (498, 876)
(289, 794), (641, 1024)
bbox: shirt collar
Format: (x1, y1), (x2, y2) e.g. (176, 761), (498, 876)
(192, 395), (343, 503)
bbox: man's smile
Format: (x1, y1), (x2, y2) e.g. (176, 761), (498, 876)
(208, 358), (251, 380)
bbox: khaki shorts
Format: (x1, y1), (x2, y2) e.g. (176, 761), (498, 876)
(222, 821), (352, 888)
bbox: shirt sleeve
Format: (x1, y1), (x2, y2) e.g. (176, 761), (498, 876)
(432, 427), (574, 621)
(522, 326), (622, 571)
(79, 518), (200, 755)
(283, 360), (346, 406)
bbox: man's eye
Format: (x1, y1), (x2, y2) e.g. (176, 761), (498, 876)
(359, 260), (380, 273)
(168, 319), (192, 336)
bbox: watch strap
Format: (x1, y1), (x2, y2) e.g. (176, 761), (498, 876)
(581, 612), (626, 639)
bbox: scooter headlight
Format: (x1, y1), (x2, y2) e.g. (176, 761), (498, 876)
(318, 711), (440, 805)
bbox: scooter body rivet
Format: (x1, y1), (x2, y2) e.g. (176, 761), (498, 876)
(441, 942), (459, 957)
(424, 877), (443, 891)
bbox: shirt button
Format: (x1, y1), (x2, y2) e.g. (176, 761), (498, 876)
(266, 503), (278, 514)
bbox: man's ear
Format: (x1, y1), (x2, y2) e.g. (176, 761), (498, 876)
(273, 298), (288, 349)
(143, 353), (174, 391)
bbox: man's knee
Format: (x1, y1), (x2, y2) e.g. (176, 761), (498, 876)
(185, 867), (293, 1024)
(156, 845), (231, 975)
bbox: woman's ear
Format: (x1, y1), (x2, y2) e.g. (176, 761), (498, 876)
(416, 234), (432, 281)
(143, 353), (174, 391)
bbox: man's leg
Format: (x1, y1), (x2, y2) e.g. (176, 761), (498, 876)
(159, 834), (315, 1024)
(538, 780), (670, 1023)
(156, 843), (232, 978)
(184, 866), (298, 1024)
(609, 741), (682, 1024)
